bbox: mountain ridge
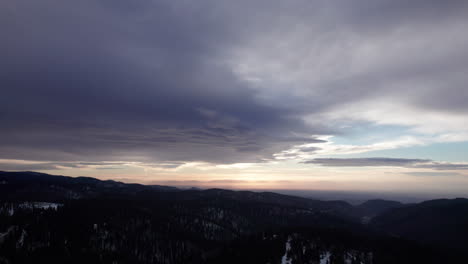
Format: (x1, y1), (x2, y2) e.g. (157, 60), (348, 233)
(1, 171), (467, 263)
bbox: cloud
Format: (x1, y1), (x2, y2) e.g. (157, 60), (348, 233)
(403, 171), (461, 177)
(303, 157), (430, 167)
(0, 159), (133, 171)
(413, 163), (468, 171)
(229, 0), (468, 138)
(0, 0), (327, 164)
(298, 146), (322, 152)
(304, 157), (468, 171)
(0, 163), (60, 171)
(1, 0), (468, 168)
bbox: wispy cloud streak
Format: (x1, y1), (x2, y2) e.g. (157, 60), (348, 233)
(304, 158), (468, 170)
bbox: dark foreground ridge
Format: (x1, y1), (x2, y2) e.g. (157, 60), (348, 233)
(0, 171), (467, 263)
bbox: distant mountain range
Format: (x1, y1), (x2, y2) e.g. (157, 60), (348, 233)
(0, 171), (467, 263)
(371, 198), (468, 250)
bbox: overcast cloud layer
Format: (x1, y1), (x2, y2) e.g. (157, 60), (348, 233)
(1, 0), (468, 170)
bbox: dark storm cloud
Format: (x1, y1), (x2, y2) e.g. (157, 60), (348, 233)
(304, 158), (468, 171)
(0, 0), (325, 164)
(1, 0), (468, 166)
(225, 0), (468, 120)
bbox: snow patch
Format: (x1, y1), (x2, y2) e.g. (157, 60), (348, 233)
(19, 202), (62, 210)
(320, 251), (331, 264)
(17, 229), (26, 247)
(281, 236), (292, 264)
(0, 227), (15, 244)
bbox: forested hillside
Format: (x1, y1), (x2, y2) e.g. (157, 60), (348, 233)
(0, 172), (466, 263)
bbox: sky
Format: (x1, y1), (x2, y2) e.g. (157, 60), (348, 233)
(1, 0), (468, 197)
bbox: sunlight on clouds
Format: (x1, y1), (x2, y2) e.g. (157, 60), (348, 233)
(274, 135), (427, 161)
(306, 100), (468, 137)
